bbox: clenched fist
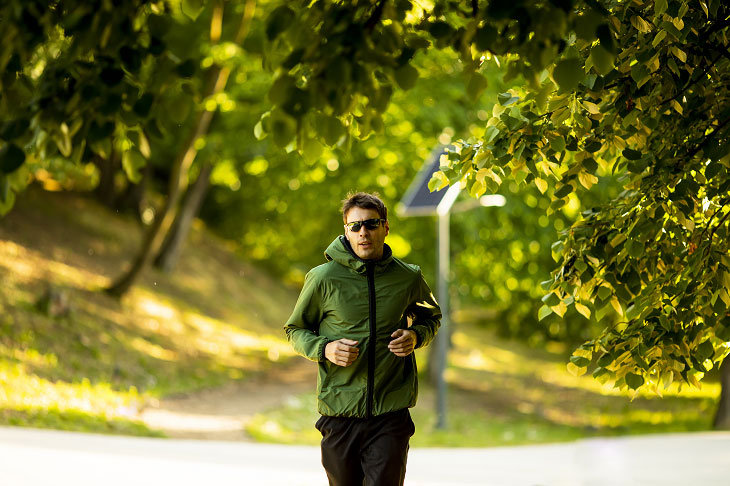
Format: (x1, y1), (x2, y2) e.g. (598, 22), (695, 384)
(388, 329), (416, 357)
(325, 338), (359, 366)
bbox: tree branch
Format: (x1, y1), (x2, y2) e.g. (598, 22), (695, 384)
(364, 0), (386, 33)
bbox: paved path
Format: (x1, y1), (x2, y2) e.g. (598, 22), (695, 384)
(1, 426), (729, 485)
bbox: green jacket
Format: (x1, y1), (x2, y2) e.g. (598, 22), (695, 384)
(284, 236), (441, 418)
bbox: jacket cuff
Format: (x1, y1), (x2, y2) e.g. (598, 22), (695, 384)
(318, 339), (330, 362)
(410, 328), (423, 349)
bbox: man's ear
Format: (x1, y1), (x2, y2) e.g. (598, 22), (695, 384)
(384, 220), (390, 236)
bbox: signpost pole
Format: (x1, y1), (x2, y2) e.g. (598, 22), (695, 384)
(435, 210), (449, 429)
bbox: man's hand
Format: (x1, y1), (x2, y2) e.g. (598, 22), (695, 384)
(325, 338), (359, 366)
(388, 329), (417, 357)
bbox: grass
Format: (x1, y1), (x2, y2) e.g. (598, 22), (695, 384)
(0, 186), (299, 436)
(0, 186), (722, 445)
(246, 319), (720, 447)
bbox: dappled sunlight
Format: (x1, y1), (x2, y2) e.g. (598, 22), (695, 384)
(0, 359), (141, 420)
(0, 239), (108, 289)
(129, 337), (178, 362)
(183, 312), (294, 364)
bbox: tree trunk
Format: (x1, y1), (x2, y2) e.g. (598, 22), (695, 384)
(713, 358), (730, 429)
(153, 162), (212, 272)
(103, 0), (255, 298)
(115, 162), (151, 220)
(94, 152), (118, 208)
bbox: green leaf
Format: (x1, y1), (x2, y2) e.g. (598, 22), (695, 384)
(590, 45), (615, 75)
(0, 144), (25, 174)
(570, 355), (591, 368)
(582, 157), (598, 173)
(133, 94), (154, 118)
(318, 115), (346, 146)
(0, 119), (30, 140)
(550, 134), (566, 152)
(697, 340), (714, 361)
(622, 148), (642, 160)
(175, 59), (196, 78)
(428, 171), (449, 192)
(100, 68), (124, 86)
(554, 184), (573, 198)
(266, 6), (296, 41)
(121, 150), (145, 183)
(584, 140), (602, 153)
(704, 138), (729, 162)
(181, 0), (205, 20)
(394, 65), (419, 90)
(272, 113), (297, 148)
(475, 24), (497, 51)
(538, 305), (553, 321)
(705, 161), (723, 179)
(467, 73), (488, 101)
(654, 0), (668, 16)
(625, 372), (645, 390)
(541, 292), (561, 307)
(552, 58), (584, 92)
(497, 92), (519, 106)
(428, 21), (453, 39)
(627, 239), (643, 258)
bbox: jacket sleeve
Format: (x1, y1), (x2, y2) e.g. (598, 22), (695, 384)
(284, 270), (330, 362)
(407, 269), (442, 349)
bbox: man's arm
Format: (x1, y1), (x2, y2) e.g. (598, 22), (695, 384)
(406, 269), (442, 349)
(284, 271), (330, 362)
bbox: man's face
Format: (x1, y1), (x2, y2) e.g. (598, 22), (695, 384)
(344, 206), (389, 260)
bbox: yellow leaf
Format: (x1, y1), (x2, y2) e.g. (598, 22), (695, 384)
(682, 217), (695, 232)
(672, 46), (687, 63)
(474, 149), (489, 167)
(579, 171), (598, 190)
(573, 347), (593, 359)
(575, 302), (592, 319)
(719, 289), (730, 307)
(469, 179), (486, 198)
(485, 169), (502, 185)
(475, 168), (490, 183)
(609, 232), (627, 248)
(582, 101), (601, 114)
(567, 362), (587, 377)
(672, 17), (684, 31)
(551, 301), (568, 317)
(611, 296), (624, 316)
(535, 177), (548, 193)
(671, 99), (683, 114)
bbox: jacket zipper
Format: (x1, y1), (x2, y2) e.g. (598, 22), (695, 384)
(366, 262), (376, 418)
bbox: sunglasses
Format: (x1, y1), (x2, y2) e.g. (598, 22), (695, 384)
(344, 218), (385, 232)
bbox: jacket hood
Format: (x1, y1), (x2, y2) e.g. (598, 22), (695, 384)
(324, 235), (393, 273)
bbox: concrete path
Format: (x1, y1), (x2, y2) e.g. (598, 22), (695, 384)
(1, 426), (728, 485)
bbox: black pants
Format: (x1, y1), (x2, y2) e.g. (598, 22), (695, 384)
(315, 409), (416, 486)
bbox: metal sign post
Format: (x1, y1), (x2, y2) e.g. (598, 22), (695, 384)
(397, 146), (457, 430)
(398, 145), (506, 430)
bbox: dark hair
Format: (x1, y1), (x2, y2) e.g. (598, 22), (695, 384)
(341, 191), (388, 222)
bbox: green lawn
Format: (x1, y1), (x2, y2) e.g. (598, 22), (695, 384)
(0, 187), (298, 435)
(246, 319), (719, 447)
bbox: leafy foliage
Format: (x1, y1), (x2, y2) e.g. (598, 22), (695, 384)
(256, 0), (730, 394)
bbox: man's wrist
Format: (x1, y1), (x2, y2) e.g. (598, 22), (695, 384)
(320, 339), (331, 362)
(408, 328), (421, 348)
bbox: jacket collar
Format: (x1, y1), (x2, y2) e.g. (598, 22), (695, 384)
(324, 235), (393, 273)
